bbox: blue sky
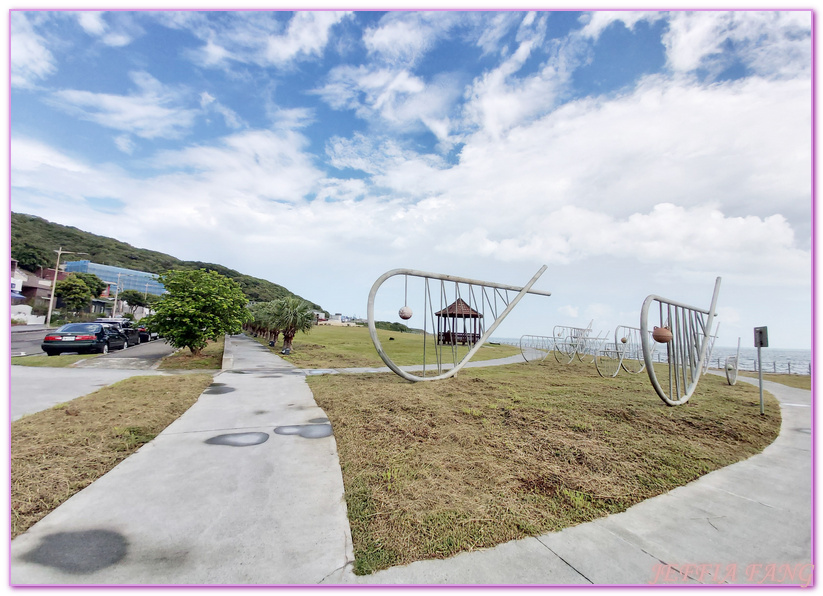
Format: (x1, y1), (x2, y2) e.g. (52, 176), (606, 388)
(9, 9), (813, 349)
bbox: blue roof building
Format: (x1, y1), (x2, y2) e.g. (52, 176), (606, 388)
(64, 260), (165, 296)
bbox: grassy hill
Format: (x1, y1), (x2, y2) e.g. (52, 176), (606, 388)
(11, 212), (324, 310)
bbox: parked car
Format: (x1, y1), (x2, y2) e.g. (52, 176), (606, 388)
(94, 318), (141, 346)
(137, 323), (159, 342)
(42, 323), (128, 356)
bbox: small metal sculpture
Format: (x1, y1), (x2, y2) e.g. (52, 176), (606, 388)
(519, 334), (554, 363)
(725, 337), (741, 385)
(594, 346), (623, 378)
(552, 322), (605, 364)
(595, 325), (652, 378)
(640, 278), (721, 406)
(368, 266), (551, 382)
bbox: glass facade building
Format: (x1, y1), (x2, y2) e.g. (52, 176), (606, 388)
(64, 260), (165, 296)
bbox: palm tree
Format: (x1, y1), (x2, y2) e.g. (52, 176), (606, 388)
(273, 297), (315, 351)
(248, 301), (281, 345)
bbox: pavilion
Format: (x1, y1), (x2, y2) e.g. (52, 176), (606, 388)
(435, 298), (484, 345)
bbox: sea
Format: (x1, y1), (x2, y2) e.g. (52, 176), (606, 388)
(491, 337), (813, 376)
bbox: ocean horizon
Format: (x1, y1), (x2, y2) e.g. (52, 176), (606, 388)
(492, 338), (812, 375)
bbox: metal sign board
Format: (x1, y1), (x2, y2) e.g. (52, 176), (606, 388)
(754, 326), (769, 348)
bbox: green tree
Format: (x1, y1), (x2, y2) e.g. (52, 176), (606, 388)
(55, 275), (93, 312)
(72, 272), (107, 297)
(11, 243), (51, 272)
(272, 297), (315, 351)
(119, 289), (149, 313)
(144, 269), (252, 355)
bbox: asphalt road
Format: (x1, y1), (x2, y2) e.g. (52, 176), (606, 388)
(10, 327), (51, 357)
(11, 326), (174, 360)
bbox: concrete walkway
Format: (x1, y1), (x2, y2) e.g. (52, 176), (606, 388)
(10, 334), (353, 584)
(10, 336), (812, 585)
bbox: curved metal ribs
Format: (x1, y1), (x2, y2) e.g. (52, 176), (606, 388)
(519, 334), (554, 363)
(595, 326), (648, 378)
(640, 277), (721, 406)
(367, 266), (551, 382)
(725, 337), (741, 386)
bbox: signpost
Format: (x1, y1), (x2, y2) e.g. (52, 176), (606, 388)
(754, 326), (769, 415)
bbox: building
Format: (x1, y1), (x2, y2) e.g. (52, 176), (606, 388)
(63, 261), (165, 296)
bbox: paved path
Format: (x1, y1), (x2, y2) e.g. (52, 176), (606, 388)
(10, 336), (812, 585)
(11, 334), (353, 584)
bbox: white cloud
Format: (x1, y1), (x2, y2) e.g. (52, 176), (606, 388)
(577, 11), (664, 40)
(474, 12), (521, 56)
(363, 11), (461, 66)
(76, 11), (106, 35)
(48, 71), (198, 139)
(162, 11), (351, 69)
(265, 11), (351, 65)
(114, 135), (135, 154)
(316, 67), (462, 140)
(75, 10), (141, 47)
(11, 12), (57, 88)
(663, 11), (811, 78)
(462, 13), (566, 139)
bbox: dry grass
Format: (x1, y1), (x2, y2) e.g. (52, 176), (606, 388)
(158, 336), (225, 370)
(309, 358), (781, 575)
(11, 374), (213, 538)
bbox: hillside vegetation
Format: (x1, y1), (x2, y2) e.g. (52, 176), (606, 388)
(11, 212), (323, 309)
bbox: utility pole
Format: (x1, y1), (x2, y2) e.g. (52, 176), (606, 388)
(112, 273), (122, 317)
(45, 248), (87, 328)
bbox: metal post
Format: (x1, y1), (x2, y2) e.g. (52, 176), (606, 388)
(758, 346), (764, 415)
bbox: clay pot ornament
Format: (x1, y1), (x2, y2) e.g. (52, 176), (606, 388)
(399, 306), (413, 320)
(653, 326), (673, 343)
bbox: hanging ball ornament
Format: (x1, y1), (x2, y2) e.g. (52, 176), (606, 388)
(652, 326), (673, 343)
(399, 306), (413, 320)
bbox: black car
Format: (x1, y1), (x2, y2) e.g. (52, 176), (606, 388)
(137, 323), (159, 342)
(94, 318), (141, 346)
(42, 323), (128, 356)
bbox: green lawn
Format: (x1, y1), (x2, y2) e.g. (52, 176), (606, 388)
(11, 354), (98, 368)
(253, 325), (520, 369)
